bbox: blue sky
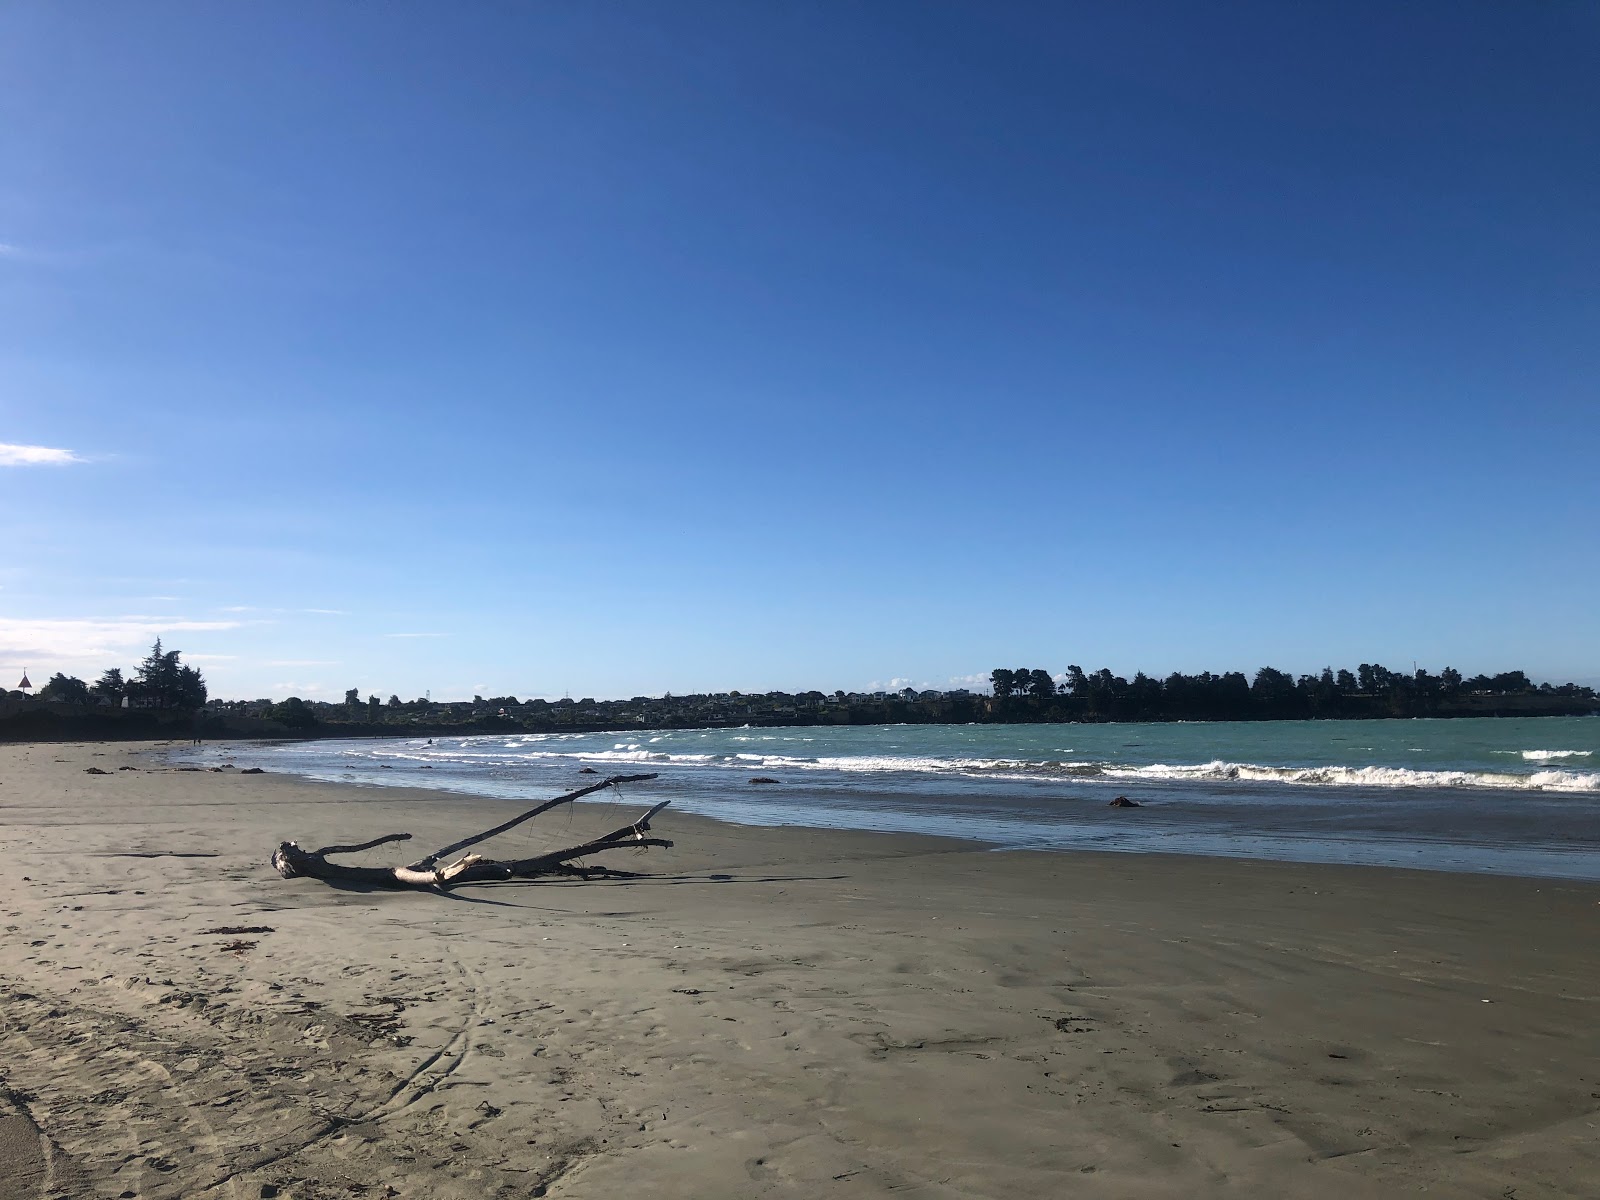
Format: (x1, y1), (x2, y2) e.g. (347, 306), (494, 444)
(2, 1), (1596, 700)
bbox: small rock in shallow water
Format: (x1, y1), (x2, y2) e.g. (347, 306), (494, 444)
(1108, 796), (1141, 808)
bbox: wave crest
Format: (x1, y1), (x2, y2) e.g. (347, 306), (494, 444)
(1098, 760), (1599, 792)
(342, 741), (1600, 794)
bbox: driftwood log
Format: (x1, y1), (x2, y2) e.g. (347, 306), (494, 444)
(271, 773), (671, 890)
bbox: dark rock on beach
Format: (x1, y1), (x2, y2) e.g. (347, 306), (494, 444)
(1108, 795), (1141, 808)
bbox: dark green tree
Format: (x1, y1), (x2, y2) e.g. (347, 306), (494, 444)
(1064, 665), (1089, 697)
(1027, 669), (1056, 699)
(132, 639), (207, 709)
(40, 673), (90, 704)
(989, 668), (1015, 698)
(270, 696), (318, 730)
(1126, 671), (1162, 717)
(91, 667), (126, 704)
(1214, 671), (1251, 716)
(1251, 666), (1298, 709)
(1489, 670), (1532, 694)
(175, 664), (208, 709)
(133, 638), (172, 705)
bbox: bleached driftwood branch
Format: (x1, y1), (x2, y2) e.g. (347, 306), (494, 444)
(271, 773), (670, 890)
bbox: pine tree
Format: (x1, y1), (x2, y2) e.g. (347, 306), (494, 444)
(132, 638), (207, 709)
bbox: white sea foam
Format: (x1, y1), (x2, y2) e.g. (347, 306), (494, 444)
(810, 754), (1032, 775)
(697, 752), (1597, 792)
(733, 754), (1599, 792)
(1096, 760), (1600, 792)
(327, 738), (1600, 794)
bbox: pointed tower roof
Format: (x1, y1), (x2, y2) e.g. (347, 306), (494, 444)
(17, 671), (32, 690)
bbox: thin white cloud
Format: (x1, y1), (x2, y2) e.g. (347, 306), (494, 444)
(383, 632), (447, 639)
(219, 605), (346, 616)
(265, 659), (340, 667)
(0, 616), (242, 670)
(0, 443), (84, 467)
(865, 677), (929, 693)
(946, 673), (991, 689)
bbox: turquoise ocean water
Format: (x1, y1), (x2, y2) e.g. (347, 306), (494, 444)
(181, 715), (1600, 880)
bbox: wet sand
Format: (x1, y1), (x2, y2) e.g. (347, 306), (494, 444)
(1, 740), (1597, 1198)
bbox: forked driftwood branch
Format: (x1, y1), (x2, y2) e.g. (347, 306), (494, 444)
(271, 773), (671, 890)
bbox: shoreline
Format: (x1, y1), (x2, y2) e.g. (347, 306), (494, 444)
(162, 732), (1600, 885)
(4, 697), (1598, 749)
(2, 741), (1597, 1197)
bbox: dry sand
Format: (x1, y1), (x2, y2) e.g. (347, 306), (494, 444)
(1, 740), (1597, 1199)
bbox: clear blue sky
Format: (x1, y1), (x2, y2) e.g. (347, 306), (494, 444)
(2, 1), (1596, 700)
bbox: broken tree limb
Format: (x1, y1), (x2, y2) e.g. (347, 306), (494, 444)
(409, 772), (657, 869)
(491, 800), (674, 879)
(319, 833), (413, 855)
(271, 773), (670, 891)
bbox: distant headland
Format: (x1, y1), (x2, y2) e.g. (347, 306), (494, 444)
(2, 648), (1594, 742)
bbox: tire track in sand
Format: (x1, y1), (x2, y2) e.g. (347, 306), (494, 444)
(365, 948), (488, 1122)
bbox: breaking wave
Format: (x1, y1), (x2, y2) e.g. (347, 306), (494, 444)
(373, 742), (1600, 793)
(1097, 760), (1599, 793)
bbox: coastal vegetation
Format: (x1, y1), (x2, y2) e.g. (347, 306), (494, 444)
(35, 639), (208, 712)
(983, 663), (1589, 723)
(3, 640), (209, 740)
(4, 654), (1592, 742)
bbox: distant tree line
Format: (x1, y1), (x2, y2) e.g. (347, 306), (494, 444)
(37, 639), (207, 711)
(18, 651), (1591, 744)
(987, 663), (1592, 722)
(222, 662), (1595, 739)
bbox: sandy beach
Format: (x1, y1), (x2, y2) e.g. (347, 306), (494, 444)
(1, 741), (1597, 1199)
